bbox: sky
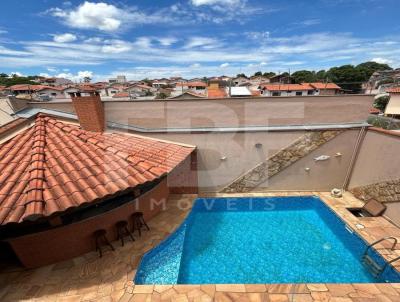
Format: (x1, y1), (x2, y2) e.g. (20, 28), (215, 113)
(0, 0), (399, 81)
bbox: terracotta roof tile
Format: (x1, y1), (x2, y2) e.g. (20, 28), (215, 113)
(261, 84), (315, 91)
(306, 82), (341, 90)
(0, 114), (195, 225)
(387, 87), (400, 94)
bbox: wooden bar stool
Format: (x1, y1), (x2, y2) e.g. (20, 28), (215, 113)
(131, 212), (150, 237)
(93, 229), (114, 257)
(116, 220), (135, 246)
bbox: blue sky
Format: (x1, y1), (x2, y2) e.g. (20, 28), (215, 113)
(0, 0), (399, 81)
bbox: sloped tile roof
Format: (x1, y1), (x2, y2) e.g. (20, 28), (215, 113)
(387, 87), (400, 94)
(307, 82), (341, 90)
(261, 84), (315, 91)
(0, 114), (195, 225)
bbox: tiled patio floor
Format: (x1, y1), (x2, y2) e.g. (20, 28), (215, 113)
(1, 192), (400, 301)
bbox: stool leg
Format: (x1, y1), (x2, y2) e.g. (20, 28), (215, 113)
(118, 229), (125, 246)
(95, 237), (103, 258)
(141, 217), (150, 231)
(103, 234), (115, 251)
(137, 220), (142, 237)
(125, 226), (135, 242)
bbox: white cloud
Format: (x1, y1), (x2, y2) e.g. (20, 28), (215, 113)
(1, 32), (399, 73)
(55, 70), (93, 82)
(101, 40), (132, 53)
(371, 57), (392, 64)
(0, 46), (30, 56)
(0, 29), (7, 34)
(191, 0), (242, 6)
(48, 1), (176, 32)
(50, 2), (123, 31)
(47, 67), (58, 72)
(184, 37), (221, 49)
(220, 63), (230, 68)
(53, 33), (77, 43)
(10, 71), (25, 77)
(157, 37), (178, 46)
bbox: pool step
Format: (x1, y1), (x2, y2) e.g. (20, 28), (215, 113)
(362, 254), (383, 277)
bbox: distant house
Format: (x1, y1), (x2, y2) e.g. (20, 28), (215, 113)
(385, 87), (400, 118)
(260, 84), (315, 97)
(9, 84), (45, 96)
(35, 86), (66, 100)
(175, 82), (207, 93)
(109, 75), (127, 84)
(233, 76), (249, 86)
(125, 84), (156, 97)
(168, 91), (206, 99)
(249, 76), (270, 86)
(259, 83), (341, 97)
(112, 92), (130, 98)
(35, 77), (73, 86)
(152, 79), (169, 88)
(307, 83), (341, 95)
(269, 74), (292, 84)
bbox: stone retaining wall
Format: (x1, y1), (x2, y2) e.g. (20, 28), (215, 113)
(222, 130), (343, 193)
(350, 179), (400, 203)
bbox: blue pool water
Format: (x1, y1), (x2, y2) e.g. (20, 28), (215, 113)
(135, 196), (400, 284)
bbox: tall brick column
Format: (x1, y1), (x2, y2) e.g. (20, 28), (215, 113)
(71, 93), (105, 132)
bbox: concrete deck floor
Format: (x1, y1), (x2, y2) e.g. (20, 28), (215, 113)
(1, 192), (400, 301)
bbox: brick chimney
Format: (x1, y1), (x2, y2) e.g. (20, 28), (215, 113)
(71, 92), (105, 132)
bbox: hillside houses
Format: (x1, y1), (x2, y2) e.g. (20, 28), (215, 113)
(5, 74), (342, 102)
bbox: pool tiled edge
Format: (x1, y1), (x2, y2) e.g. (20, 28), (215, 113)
(1, 192), (400, 301)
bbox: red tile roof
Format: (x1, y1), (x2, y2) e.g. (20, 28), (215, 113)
(369, 107), (381, 114)
(386, 87), (400, 94)
(176, 82), (207, 87)
(9, 85), (48, 92)
(0, 114), (195, 225)
(307, 82), (341, 90)
(207, 88), (227, 98)
(112, 92), (129, 98)
(261, 84), (314, 91)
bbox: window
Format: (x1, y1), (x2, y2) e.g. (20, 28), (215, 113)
(296, 91), (302, 96)
(308, 90), (314, 95)
(51, 93), (57, 96)
(272, 92), (281, 96)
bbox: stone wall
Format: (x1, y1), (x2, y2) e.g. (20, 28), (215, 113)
(350, 179), (400, 203)
(221, 130), (343, 193)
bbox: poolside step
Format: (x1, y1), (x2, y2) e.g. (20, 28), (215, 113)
(362, 254), (383, 277)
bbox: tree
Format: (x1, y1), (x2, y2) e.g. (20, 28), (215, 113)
(156, 92), (168, 99)
(0, 73), (8, 78)
(291, 70), (317, 83)
(326, 65), (365, 93)
(83, 76), (91, 83)
(254, 71), (262, 76)
(315, 70), (327, 81)
(356, 61), (392, 80)
(373, 95), (390, 111)
(236, 73), (247, 78)
(263, 72), (276, 78)
(0, 75), (36, 87)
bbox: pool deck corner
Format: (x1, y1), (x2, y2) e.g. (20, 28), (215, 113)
(1, 192), (400, 301)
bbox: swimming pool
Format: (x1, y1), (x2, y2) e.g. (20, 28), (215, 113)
(135, 196), (400, 284)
